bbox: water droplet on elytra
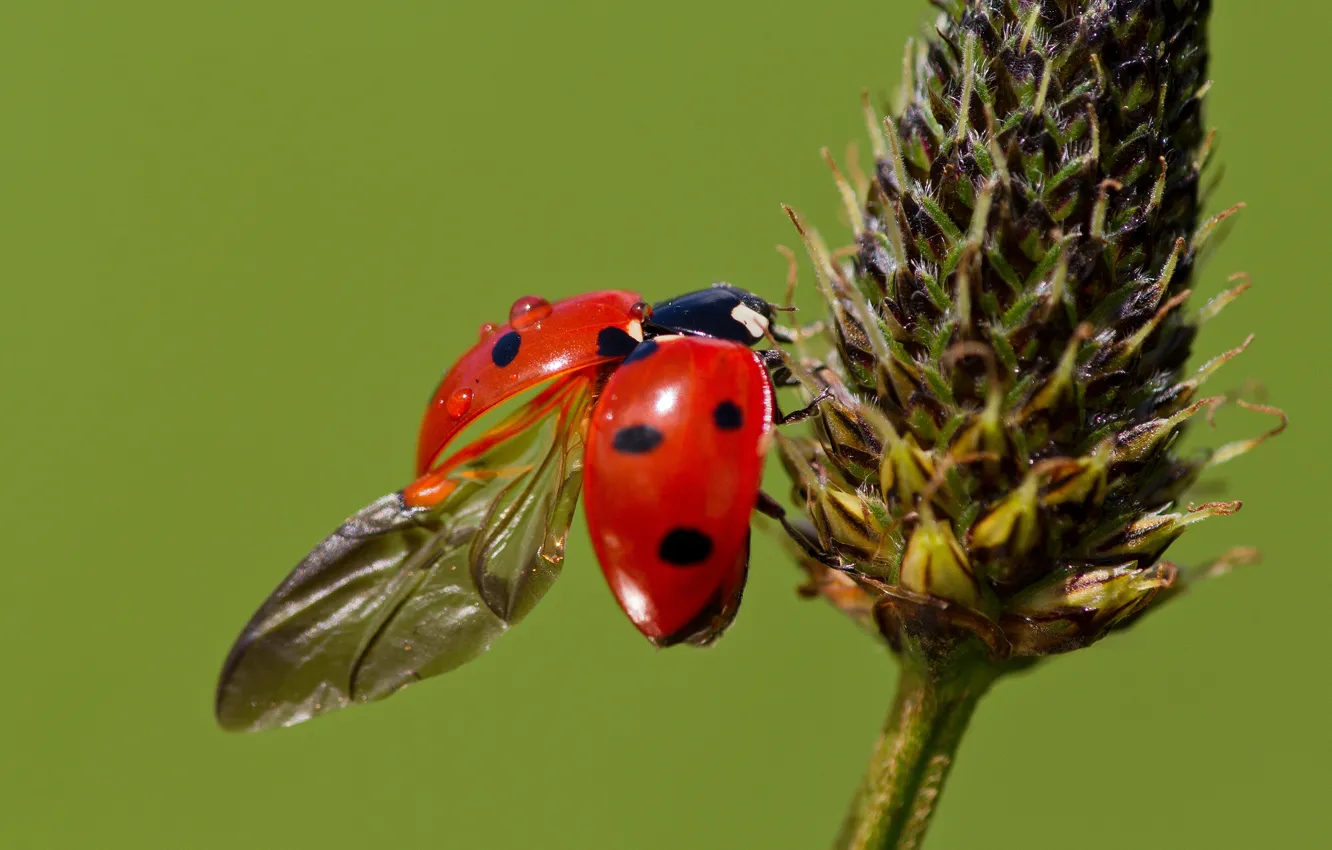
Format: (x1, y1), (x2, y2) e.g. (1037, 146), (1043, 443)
(478, 322), (499, 341)
(446, 388), (473, 419)
(630, 300), (653, 321)
(509, 295), (553, 330)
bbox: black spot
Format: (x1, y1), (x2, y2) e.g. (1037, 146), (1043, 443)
(713, 400), (743, 430)
(622, 338), (658, 365)
(597, 326), (639, 357)
(658, 528), (714, 566)
(491, 331), (521, 367)
(612, 424), (664, 454)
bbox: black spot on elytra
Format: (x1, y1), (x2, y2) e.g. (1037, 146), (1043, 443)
(713, 400), (743, 430)
(612, 424), (664, 454)
(658, 528), (714, 566)
(491, 331), (521, 367)
(623, 338), (658, 365)
(597, 326), (638, 357)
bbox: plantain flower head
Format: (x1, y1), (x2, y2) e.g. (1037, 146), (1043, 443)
(774, 0), (1283, 671)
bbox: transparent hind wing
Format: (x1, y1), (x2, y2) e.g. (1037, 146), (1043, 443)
(215, 373), (596, 732)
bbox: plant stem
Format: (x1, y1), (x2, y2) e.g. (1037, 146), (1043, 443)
(834, 662), (994, 850)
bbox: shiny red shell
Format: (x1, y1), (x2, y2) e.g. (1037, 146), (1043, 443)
(583, 335), (774, 644)
(417, 290), (644, 474)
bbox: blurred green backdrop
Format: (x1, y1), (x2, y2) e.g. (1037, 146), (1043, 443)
(1, 2), (1327, 848)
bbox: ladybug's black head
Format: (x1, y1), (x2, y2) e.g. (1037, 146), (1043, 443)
(646, 284), (777, 347)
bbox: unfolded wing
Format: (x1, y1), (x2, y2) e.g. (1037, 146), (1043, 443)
(216, 372), (596, 731)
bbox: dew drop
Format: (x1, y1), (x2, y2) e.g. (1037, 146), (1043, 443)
(509, 295), (553, 330)
(478, 321), (499, 341)
(445, 388), (473, 419)
(630, 300), (653, 321)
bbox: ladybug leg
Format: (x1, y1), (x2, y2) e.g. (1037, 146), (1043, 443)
(755, 349), (800, 387)
(768, 323), (796, 345)
(755, 348), (832, 422)
(770, 318), (826, 344)
(766, 315), (827, 346)
(756, 348), (835, 389)
(775, 388), (833, 426)
(754, 491), (857, 573)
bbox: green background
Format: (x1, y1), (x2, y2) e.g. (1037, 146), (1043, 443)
(2, 2), (1326, 847)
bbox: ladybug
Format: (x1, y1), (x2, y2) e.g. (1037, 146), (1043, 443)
(216, 283), (825, 731)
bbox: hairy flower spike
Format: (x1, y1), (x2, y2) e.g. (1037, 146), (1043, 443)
(777, 0), (1278, 673)
(776, 6), (1284, 844)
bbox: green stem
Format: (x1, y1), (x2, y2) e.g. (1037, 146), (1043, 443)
(834, 663), (994, 850)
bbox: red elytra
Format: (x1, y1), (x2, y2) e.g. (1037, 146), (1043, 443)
(417, 290), (645, 474)
(583, 335), (775, 645)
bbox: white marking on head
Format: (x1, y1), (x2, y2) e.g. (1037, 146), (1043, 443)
(627, 320), (644, 342)
(730, 303), (770, 340)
